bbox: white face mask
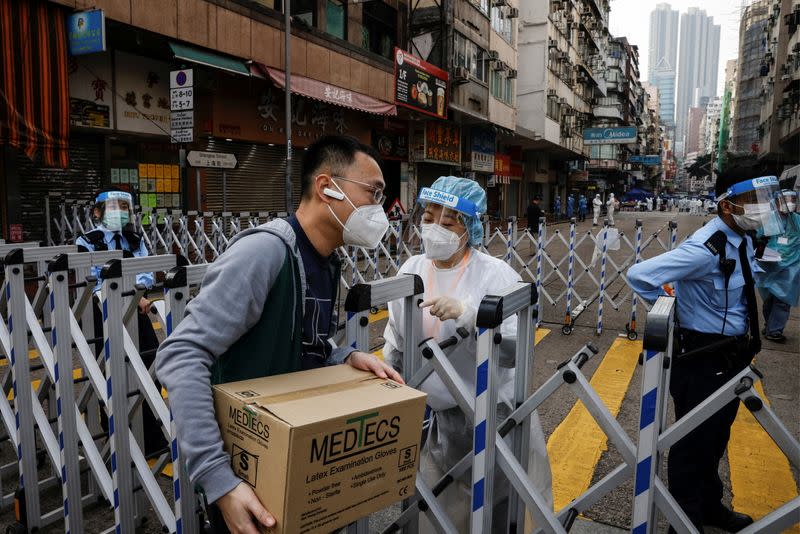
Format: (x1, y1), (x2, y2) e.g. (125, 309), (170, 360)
(328, 185), (389, 248)
(730, 202), (784, 235)
(786, 202), (796, 212)
(421, 223), (466, 260)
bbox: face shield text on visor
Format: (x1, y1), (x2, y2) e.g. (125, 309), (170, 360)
(96, 191), (133, 232)
(718, 176), (787, 237)
(412, 187), (480, 261)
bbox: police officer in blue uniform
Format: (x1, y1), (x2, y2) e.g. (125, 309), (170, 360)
(627, 170), (787, 533)
(76, 188), (165, 455)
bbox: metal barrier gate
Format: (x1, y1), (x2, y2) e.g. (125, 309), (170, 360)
(633, 296), (800, 534)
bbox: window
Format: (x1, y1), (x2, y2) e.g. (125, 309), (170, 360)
(326, 0), (346, 39)
(454, 33), (489, 83)
(491, 7), (514, 44)
(470, 0), (490, 15)
(491, 69), (514, 105)
(547, 96), (560, 120)
(362, 1), (397, 59)
(292, 0), (316, 27)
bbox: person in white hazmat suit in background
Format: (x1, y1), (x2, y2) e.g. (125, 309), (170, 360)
(606, 192), (617, 226)
(592, 193), (603, 226)
(383, 176), (553, 533)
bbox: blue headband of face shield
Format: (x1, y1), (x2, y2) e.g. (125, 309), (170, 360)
(417, 187), (481, 219)
(96, 191), (133, 205)
(717, 176), (779, 201)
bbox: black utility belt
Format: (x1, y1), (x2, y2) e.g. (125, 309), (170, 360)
(674, 328), (752, 366)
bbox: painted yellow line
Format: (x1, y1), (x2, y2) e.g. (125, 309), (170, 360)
(535, 328), (551, 345)
(147, 458), (174, 478)
(7, 368), (83, 401)
(728, 379), (800, 532)
(368, 310), (389, 324)
(0, 349), (39, 368)
(546, 338), (642, 512)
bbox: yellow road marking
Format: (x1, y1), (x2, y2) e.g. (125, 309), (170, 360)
(728, 380), (799, 532)
(7, 368), (83, 400)
(535, 328), (551, 345)
(368, 310), (389, 324)
(0, 349), (39, 368)
(147, 458), (174, 478)
(546, 338), (642, 512)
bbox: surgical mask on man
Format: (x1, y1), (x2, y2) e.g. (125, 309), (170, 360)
(103, 209), (129, 231)
(327, 182), (390, 248)
(421, 223), (466, 260)
(730, 202), (784, 236)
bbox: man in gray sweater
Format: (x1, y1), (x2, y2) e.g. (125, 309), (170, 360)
(156, 135), (403, 534)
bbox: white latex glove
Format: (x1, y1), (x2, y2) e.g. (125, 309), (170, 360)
(419, 296), (465, 322)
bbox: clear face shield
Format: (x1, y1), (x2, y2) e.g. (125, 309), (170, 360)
(96, 191), (134, 231)
(409, 187), (479, 261)
(718, 176), (787, 237)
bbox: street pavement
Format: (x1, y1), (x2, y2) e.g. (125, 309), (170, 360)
(1, 210), (797, 533)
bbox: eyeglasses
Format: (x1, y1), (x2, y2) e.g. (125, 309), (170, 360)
(332, 176), (386, 205)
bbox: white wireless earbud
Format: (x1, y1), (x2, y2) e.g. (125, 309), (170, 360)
(323, 188), (345, 200)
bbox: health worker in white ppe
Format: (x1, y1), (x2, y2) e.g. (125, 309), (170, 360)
(592, 193), (603, 226)
(606, 192), (617, 226)
(383, 176), (553, 533)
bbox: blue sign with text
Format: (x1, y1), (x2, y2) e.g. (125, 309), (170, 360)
(629, 155), (661, 165)
(68, 10), (106, 56)
(582, 127), (638, 145)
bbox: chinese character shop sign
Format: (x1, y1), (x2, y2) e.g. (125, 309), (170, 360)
(424, 122), (460, 164)
(394, 48), (449, 119)
(67, 10), (106, 56)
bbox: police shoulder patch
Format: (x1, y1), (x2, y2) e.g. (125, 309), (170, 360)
(703, 230), (728, 256)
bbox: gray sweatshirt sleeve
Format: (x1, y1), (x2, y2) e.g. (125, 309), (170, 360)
(155, 232), (287, 504)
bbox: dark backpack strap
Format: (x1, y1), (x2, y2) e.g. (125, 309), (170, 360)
(80, 230), (108, 252)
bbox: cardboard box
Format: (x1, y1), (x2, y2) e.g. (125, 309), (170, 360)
(213, 365), (427, 534)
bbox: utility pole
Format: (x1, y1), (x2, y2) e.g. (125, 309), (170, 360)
(285, 0), (293, 214)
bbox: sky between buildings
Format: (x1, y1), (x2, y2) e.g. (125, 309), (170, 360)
(609, 0), (743, 96)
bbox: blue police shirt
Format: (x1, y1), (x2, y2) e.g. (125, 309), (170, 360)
(627, 216), (762, 336)
(75, 224), (154, 292)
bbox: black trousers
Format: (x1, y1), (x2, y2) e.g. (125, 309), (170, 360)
(92, 301), (167, 455)
(667, 329), (753, 528)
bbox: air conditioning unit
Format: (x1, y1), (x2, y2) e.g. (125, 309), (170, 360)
(453, 66), (470, 84)
(492, 0), (507, 7)
(559, 97), (568, 105)
(548, 88), (558, 97)
(507, 69), (518, 79)
(507, 7), (519, 18)
(551, 0), (563, 10)
(548, 38), (558, 48)
(493, 60), (508, 71)
(782, 74), (791, 80)
(589, 21), (598, 30)
(488, 50), (500, 61)
(559, 51), (569, 60)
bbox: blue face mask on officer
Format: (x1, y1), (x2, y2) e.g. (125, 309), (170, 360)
(96, 190), (134, 232)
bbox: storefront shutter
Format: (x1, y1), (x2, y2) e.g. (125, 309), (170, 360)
(203, 138), (302, 213)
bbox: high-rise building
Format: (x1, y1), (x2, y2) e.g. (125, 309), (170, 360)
(648, 3), (679, 81)
(686, 106), (706, 154)
(675, 8), (721, 154)
(651, 60), (676, 126)
(757, 0), (798, 166)
(732, 0), (769, 154)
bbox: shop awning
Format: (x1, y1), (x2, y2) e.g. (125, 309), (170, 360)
(251, 62), (397, 116)
(169, 42), (250, 76)
(0, 0), (69, 168)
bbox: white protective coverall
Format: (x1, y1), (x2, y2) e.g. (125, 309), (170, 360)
(383, 249), (553, 533)
(592, 194), (603, 225)
(606, 193), (616, 226)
